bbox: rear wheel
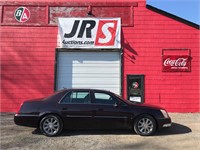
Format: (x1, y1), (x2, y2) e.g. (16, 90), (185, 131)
(40, 114), (63, 136)
(133, 115), (156, 136)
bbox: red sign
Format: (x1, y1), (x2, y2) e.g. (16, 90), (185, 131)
(14, 7), (30, 23)
(95, 20), (118, 46)
(162, 55), (191, 72)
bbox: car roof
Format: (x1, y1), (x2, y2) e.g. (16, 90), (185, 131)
(63, 88), (111, 93)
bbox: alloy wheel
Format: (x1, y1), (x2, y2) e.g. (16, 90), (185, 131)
(138, 118), (154, 134)
(134, 115), (156, 136)
(40, 115), (63, 136)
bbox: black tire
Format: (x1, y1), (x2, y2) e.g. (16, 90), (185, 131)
(40, 114), (63, 137)
(133, 115), (156, 136)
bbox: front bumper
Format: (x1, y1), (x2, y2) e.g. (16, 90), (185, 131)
(14, 113), (40, 128)
(157, 117), (172, 129)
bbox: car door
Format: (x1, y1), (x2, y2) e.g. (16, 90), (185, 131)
(91, 91), (132, 129)
(58, 90), (95, 129)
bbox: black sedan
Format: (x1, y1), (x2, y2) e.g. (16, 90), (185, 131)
(14, 89), (171, 136)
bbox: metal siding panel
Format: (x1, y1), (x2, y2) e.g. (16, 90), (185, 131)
(57, 52), (120, 94)
(123, 3), (199, 112)
(1, 26), (57, 112)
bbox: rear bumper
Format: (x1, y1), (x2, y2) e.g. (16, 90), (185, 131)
(14, 114), (40, 128)
(157, 117), (172, 129)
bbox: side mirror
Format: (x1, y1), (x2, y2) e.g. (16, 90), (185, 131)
(113, 103), (119, 108)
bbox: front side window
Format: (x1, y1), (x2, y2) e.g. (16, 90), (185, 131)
(60, 91), (91, 104)
(94, 92), (117, 105)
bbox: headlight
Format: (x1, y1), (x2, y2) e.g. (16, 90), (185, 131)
(160, 109), (169, 118)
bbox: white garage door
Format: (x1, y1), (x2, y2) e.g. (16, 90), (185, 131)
(56, 51), (121, 94)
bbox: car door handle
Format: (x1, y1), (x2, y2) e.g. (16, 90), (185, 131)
(92, 108), (103, 112)
(97, 108), (103, 111)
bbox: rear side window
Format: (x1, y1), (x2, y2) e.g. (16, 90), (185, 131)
(94, 92), (117, 105)
(60, 91), (91, 104)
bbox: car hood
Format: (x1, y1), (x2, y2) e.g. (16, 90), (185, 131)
(126, 101), (163, 110)
(136, 103), (163, 109)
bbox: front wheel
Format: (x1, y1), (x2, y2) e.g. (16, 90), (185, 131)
(40, 114), (63, 136)
(133, 115), (156, 136)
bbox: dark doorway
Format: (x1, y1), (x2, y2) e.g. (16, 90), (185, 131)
(127, 75), (144, 103)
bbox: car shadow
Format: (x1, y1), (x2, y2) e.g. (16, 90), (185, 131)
(154, 122), (192, 136)
(32, 122), (191, 136)
(60, 129), (133, 136)
(32, 128), (133, 136)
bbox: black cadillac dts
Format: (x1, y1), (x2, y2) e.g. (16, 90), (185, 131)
(14, 89), (171, 136)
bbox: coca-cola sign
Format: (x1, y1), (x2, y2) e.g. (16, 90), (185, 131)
(162, 55), (191, 72)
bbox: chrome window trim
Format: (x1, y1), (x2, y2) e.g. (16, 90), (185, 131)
(58, 91), (71, 104)
(58, 90), (92, 104)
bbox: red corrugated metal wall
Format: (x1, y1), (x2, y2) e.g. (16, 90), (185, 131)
(1, 27), (57, 112)
(0, 0), (199, 112)
(122, 1), (199, 112)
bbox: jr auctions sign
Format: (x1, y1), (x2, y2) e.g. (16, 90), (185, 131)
(58, 18), (121, 49)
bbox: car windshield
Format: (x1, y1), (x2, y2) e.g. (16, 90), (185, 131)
(113, 93), (128, 102)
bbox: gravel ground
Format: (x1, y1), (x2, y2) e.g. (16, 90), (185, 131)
(0, 113), (200, 150)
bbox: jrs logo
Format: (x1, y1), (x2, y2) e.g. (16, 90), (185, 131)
(58, 18), (121, 48)
(95, 20), (117, 46)
(14, 7), (30, 23)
